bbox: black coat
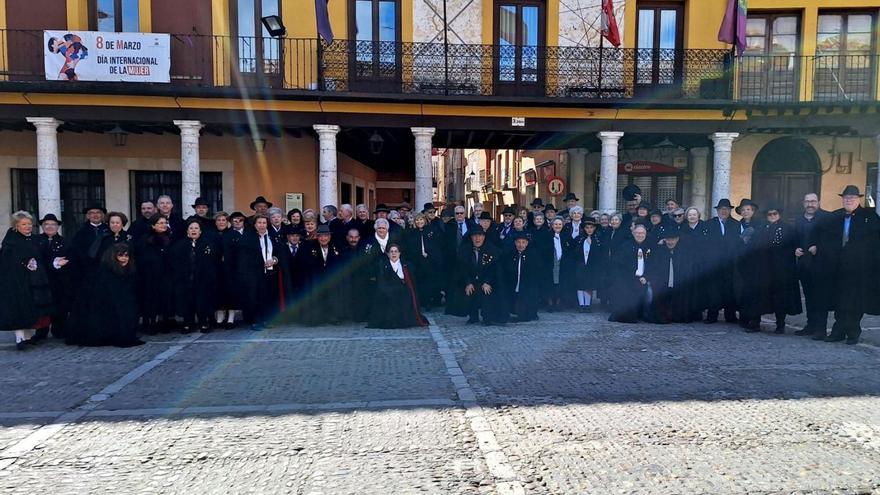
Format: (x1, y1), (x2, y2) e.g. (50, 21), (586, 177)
(816, 207), (880, 314)
(96, 230), (133, 261)
(135, 232), (175, 318)
(528, 226), (554, 294)
(503, 249), (541, 320)
(68, 265), (139, 346)
(170, 237), (221, 318)
(760, 221), (802, 316)
(734, 219), (769, 320)
(0, 230), (53, 330)
(69, 222), (110, 283)
(678, 221), (712, 311)
(453, 242), (508, 322)
(335, 242), (372, 322)
(608, 239), (650, 323)
(367, 258), (427, 328)
(404, 227), (444, 307)
(646, 242), (697, 323)
(793, 210), (836, 305)
(573, 234), (604, 290)
(38, 233), (73, 321)
(332, 218), (358, 247)
(352, 218), (375, 239)
(301, 243), (343, 324)
(705, 216), (741, 310)
(217, 228), (243, 309)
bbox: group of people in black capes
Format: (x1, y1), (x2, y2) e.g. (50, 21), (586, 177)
(2, 183), (878, 351)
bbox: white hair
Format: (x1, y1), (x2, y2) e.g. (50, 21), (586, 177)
(374, 218), (390, 228)
(267, 207), (284, 217)
(570, 206), (584, 215)
(356, 204), (368, 212)
(388, 211), (400, 220)
(340, 204), (353, 214)
(11, 210), (34, 225)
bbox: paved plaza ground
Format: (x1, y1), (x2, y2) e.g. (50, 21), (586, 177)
(1, 310), (880, 494)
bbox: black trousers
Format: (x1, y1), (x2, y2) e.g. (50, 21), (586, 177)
(800, 276), (829, 333)
(707, 265), (737, 320)
(830, 311), (863, 340)
(243, 271), (276, 325)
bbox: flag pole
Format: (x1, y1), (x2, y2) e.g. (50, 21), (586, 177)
(443, 0), (449, 96)
(598, 31), (605, 97)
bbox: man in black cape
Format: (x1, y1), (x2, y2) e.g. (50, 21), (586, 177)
(704, 199), (741, 323)
(276, 225), (308, 322)
(234, 214), (280, 330)
(646, 230), (695, 323)
(608, 224), (652, 323)
(301, 225), (342, 325)
(793, 193), (834, 337)
(454, 227), (508, 325)
(36, 214), (72, 340)
(69, 205), (109, 289)
(504, 231), (540, 322)
(336, 227), (372, 322)
(815, 185), (880, 344)
(129, 200), (157, 242)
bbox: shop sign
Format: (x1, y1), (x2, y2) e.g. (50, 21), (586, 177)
(44, 30), (171, 83)
(523, 169), (537, 186)
(618, 161), (680, 174)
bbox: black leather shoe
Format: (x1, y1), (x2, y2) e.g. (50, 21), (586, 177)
(16, 341), (27, 351)
(774, 327), (785, 334)
(846, 337), (859, 345)
(466, 317), (479, 324)
(704, 317), (718, 324)
(824, 334), (846, 342)
(811, 333), (827, 341)
(794, 329), (812, 336)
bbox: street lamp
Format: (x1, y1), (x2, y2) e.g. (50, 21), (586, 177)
(261, 15), (287, 38)
(369, 131), (384, 154)
(107, 125), (128, 147)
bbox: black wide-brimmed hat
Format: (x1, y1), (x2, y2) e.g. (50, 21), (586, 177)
(765, 202), (784, 214)
(82, 204), (107, 215)
(622, 184), (642, 201)
(583, 217), (599, 226)
(229, 211), (246, 220)
(714, 198), (734, 209)
(422, 202), (436, 213)
(562, 193), (579, 202)
(839, 185), (864, 197)
(637, 200), (652, 211)
(283, 224), (305, 236)
(39, 213), (62, 225)
(478, 211), (493, 221)
(249, 196), (272, 210)
(649, 209), (663, 217)
(511, 231), (530, 241)
(735, 199), (759, 215)
(501, 206), (516, 216)
(531, 198), (544, 207)
(398, 202), (412, 212)
(316, 225), (331, 235)
(191, 197), (210, 208)
(543, 204), (557, 213)
(373, 203), (390, 214)
(465, 226), (487, 238)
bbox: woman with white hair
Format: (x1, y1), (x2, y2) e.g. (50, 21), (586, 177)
(0, 211), (56, 350)
(267, 207), (286, 245)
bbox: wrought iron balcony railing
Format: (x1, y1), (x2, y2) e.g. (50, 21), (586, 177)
(0, 30), (876, 104)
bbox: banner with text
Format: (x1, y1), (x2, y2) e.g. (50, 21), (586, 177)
(44, 31), (171, 83)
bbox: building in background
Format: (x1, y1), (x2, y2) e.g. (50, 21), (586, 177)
(0, 0), (878, 233)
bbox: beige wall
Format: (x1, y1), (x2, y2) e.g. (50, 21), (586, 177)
(0, 130), (378, 233)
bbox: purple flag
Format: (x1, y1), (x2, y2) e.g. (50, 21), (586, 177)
(718, 0), (747, 55)
(316, 0), (334, 43)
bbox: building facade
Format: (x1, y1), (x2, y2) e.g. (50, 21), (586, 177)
(0, 0), (878, 232)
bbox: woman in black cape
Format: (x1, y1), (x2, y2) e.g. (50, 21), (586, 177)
(96, 212), (132, 259)
(0, 212), (54, 350)
(404, 213), (444, 309)
(574, 219), (604, 313)
(760, 204), (802, 333)
(67, 243), (144, 347)
(170, 219), (220, 333)
(733, 199), (769, 331)
(135, 215), (176, 334)
(527, 212), (553, 300)
(367, 244), (427, 329)
(679, 207), (712, 320)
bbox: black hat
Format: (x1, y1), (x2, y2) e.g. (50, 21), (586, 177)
(39, 213), (62, 225)
(316, 225), (331, 235)
(374, 203), (390, 214)
(765, 202), (784, 214)
(511, 231), (530, 241)
(82, 205), (107, 215)
(250, 196), (272, 210)
(637, 201), (652, 211)
(229, 211), (246, 220)
(478, 211), (493, 221)
(664, 226), (682, 238)
(440, 207), (455, 218)
(839, 185), (864, 197)
(714, 199), (734, 209)
(501, 206), (516, 216)
(562, 193), (579, 202)
(399, 202), (412, 212)
(531, 198), (544, 207)
(735, 199), (759, 215)
(649, 209), (663, 217)
(465, 226), (486, 238)
(191, 197), (210, 208)
(422, 202), (436, 213)
(284, 224), (305, 236)
(583, 217), (599, 226)
(544, 204), (557, 213)
(622, 184), (642, 201)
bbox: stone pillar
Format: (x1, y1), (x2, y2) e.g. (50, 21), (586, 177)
(174, 120), (204, 218)
(710, 132), (739, 217)
(412, 127), (436, 211)
(597, 131), (624, 213)
(313, 124), (340, 208)
(689, 147), (710, 217)
(568, 148), (587, 208)
(27, 117), (63, 222)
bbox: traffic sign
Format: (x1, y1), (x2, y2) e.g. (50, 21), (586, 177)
(547, 176), (566, 196)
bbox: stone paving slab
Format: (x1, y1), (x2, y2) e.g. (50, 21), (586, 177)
(99, 337), (454, 410)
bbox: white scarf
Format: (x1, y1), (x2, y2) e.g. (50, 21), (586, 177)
(390, 259), (404, 279)
(582, 236), (591, 263)
(553, 233), (562, 260)
(375, 233), (389, 253)
(635, 247), (645, 277)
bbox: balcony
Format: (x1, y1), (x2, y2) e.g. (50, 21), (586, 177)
(0, 30), (877, 105)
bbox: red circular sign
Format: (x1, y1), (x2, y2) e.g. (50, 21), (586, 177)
(547, 176), (566, 196)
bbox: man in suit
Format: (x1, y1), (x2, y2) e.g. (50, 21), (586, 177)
(156, 195), (185, 241)
(333, 204), (357, 246)
(496, 206), (516, 246)
(704, 199), (741, 324)
(816, 185), (880, 344)
(129, 200), (157, 242)
(793, 193), (833, 337)
(235, 214), (280, 330)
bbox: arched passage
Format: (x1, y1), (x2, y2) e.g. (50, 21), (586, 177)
(751, 137), (821, 221)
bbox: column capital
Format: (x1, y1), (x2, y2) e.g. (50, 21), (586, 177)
(597, 131), (624, 142)
(709, 132), (739, 143)
(313, 124), (341, 136)
(26, 117), (63, 130)
(173, 120), (204, 134)
(689, 147), (710, 158)
(411, 127), (436, 138)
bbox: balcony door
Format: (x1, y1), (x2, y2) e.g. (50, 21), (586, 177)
(740, 13), (800, 102)
(230, 0), (282, 87)
(814, 12), (876, 101)
(494, 0), (546, 96)
(635, 1), (684, 96)
(349, 0), (401, 92)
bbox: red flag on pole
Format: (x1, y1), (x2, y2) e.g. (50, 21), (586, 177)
(601, 0), (621, 47)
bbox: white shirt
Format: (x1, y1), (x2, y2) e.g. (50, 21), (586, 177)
(259, 233), (273, 271)
(668, 253), (675, 288)
(635, 248), (645, 277)
(390, 259), (404, 279)
(553, 234), (563, 260)
(718, 217), (725, 236)
(321, 246), (329, 262)
(582, 236), (591, 263)
(375, 234), (389, 253)
(570, 222), (580, 239)
(515, 253), (523, 293)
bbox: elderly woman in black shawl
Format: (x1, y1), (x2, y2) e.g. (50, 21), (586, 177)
(367, 244), (427, 328)
(0, 211), (56, 350)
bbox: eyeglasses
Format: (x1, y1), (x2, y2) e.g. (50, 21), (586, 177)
(673, 214), (684, 218)
(455, 212), (465, 215)
(767, 211), (780, 216)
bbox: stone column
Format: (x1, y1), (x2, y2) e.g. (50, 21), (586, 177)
(709, 132), (739, 217)
(597, 131), (624, 213)
(27, 117), (63, 221)
(313, 124), (340, 208)
(568, 148), (587, 208)
(412, 127), (436, 211)
(689, 147), (710, 217)
(174, 120), (204, 219)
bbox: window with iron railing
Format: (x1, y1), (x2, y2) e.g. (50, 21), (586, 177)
(814, 12), (876, 101)
(741, 13), (800, 102)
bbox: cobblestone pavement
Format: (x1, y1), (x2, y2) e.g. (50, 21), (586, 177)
(1, 310), (879, 494)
